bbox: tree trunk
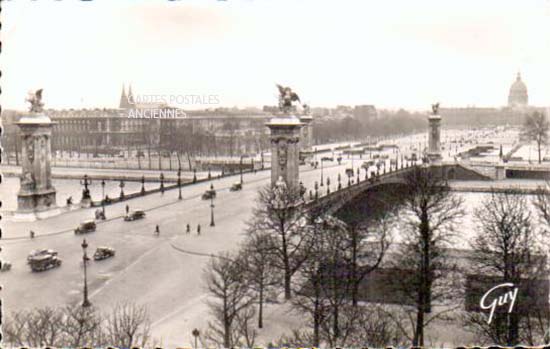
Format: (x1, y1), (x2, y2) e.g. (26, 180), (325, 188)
(284, 270), (292, 299)
(258, 283), (264, 329)
(538, 140), (542, 164)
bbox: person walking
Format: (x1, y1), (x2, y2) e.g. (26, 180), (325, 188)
(186, 223), (190, 234)
(197, 224), (201, 236)
(30, 230), (35, 239)
(154, 224), (160, 237)
(125, 204), (130, 215)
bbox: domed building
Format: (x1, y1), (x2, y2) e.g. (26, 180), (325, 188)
(508, 72), (528, 108)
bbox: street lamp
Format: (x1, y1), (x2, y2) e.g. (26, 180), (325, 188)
(177, 169), (182, 200)
(320, 158), (324, 186)
(192, 328), (200, 349)
(80, 174), (92, 201)
(210, 183), (216, 227)
(101, 179), (106, 216)
(81, 238), (91, 307)
(119, 180), (125, 199)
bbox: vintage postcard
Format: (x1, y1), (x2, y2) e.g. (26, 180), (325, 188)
(1, 0), (550, 348)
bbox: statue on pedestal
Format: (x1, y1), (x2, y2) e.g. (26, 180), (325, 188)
(276, 84), (301, 113)
(26, 89), (44, 113)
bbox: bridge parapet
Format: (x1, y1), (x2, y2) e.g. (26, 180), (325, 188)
(304, 164), (417, 215)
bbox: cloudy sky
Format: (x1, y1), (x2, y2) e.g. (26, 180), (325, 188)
(3, 0), (550, 111)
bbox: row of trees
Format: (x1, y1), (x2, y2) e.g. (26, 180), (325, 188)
(313, 109), (427, 144)
(2, 302), (155, 348)
(203, 166), (550, 347)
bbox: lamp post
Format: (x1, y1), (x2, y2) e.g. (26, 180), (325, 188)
(240, 155), (245, 185)
(80, 174), (92, 201)
(177, 169), (182, 200)
(119, 180), (125, 199)
(209, 183), (215, 227)
(320, 158), (324, 186)
(101, 179), (106, 215)
(314, 181), (318, 199)
(192, 328), (200, 349)
(81, 239), (91, 307)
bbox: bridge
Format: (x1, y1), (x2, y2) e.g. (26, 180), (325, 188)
(304, 161), (493, 215)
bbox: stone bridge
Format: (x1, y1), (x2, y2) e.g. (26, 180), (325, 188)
(304, 162), (492, 216)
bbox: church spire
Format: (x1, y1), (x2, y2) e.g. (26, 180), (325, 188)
(119, 84), (129, 109)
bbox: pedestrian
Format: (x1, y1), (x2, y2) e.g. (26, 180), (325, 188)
(186, 223), (190, 234)
(197, 224), (201, 236)
(155, 224), (160, 236)
(30, 230), (35, 239)
(125, 204), (130, 215)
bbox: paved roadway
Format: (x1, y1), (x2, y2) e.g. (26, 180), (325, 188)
(0, 128), (514, 346)
(1, 158), (355, 347)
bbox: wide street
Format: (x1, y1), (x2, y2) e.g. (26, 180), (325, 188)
(1, 156), (356, 347)
(0, 128), (518, 346)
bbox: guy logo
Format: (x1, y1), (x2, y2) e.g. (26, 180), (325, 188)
(480, 282), (519, 324)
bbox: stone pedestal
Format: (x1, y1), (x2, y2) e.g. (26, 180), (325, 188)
(427, 114), (442, 163)
(15, 113), (58, 215)
(299, 115), (314, 161)
(266, 116), (304, 188)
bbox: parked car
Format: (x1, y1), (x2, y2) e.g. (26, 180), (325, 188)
(321, 156), (334, 161)
(75, 220), (96, 234)
(29, 254), (62, 272)
(230, 182), (242, 191)
(27, 249), (58, 263)
(124, 209), (146, 221)
(93, 247), (116, 261)
(1, 261), (12, 272)
(202, 189), (216, 200)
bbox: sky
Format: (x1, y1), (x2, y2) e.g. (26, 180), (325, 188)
(2, 0), (550, 111)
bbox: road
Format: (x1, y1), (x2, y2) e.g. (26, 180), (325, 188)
(0, 128), (516, 346)
(1, 158), (354, 347)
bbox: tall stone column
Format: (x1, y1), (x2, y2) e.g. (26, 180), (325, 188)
(427, 107), (442, 163)
(266, 116), (304, 188)
(16, 113), (58, 215)
(299, 114), (314, 161)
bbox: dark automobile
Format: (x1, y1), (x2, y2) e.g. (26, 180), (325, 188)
(124, 209), (146, 221)
(202, 189), (217, 200)
(29, 254), (62, 272)
(75, 220), (97, 234)
(321, 156), (334, 161)
(93, 247), (116, 261)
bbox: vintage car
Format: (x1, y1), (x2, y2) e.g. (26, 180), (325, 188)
(321, 156), (334, 162)
(29, 254), (62, 272)
(93, 246), (116, 261)
(230, 182), (242, 191)
(201, 189), (217, 200)
(124, 209), (146, 221)
(75, 220), (97, 234)
(27, 249), (58, 263)
(1, 261), (12, 272)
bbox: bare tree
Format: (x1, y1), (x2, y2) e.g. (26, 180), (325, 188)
(104, 301), (152, 348)
(346, 214), (392, 306)
(465, 190), (550, 345)
(248, 183), (312, 299)
(393, 166), (465, 346)
(203, 252), (255, 348)
(61, 305), (103, 348)
(240, 233), (280, 329)
(522, 111), (549, 164)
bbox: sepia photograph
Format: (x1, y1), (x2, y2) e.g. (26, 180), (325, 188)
(1, 0), (550, 347)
